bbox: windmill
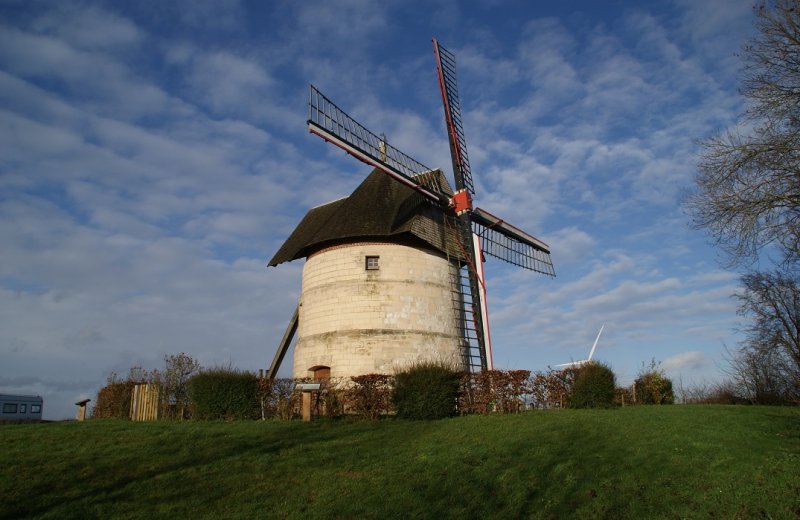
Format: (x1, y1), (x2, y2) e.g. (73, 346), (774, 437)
(554, 325), (605, 369)
(266, 39), (555, 380)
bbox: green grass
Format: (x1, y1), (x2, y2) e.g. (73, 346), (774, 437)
(1, 406), (798, 519)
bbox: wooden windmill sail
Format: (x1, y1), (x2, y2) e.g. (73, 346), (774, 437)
(267, 39), (554, 379)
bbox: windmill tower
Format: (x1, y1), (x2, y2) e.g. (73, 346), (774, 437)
(267, 39), (555, 380)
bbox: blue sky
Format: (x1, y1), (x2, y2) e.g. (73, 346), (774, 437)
(0, 0), (756, 419)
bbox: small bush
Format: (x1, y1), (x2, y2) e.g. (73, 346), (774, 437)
(189, 368), (260, 420)
(634, 360), (675, 405)
(394, 362), (462, 420)
(93, 381), (137, 419)
(568, 361), (617, 409)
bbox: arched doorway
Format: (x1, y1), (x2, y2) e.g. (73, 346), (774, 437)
(307, 365), (331, 417)
(309, 365), (330, 380)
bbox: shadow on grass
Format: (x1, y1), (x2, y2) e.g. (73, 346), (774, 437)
(1, 419), (363, 519)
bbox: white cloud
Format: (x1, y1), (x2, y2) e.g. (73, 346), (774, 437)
(295, 0), (388, 48)
(662, 350), (708, 371)
(187, 51), (276, 113)
(174, 0), (245, 31)
(518, 17), (581, 99)
(30, 4), (143, 51)
(548, 227), (596, 265)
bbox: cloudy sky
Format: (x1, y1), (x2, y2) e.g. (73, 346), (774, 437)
(1, 0), (756, 419)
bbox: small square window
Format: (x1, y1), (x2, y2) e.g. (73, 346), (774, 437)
(3, 403), (18, 414)
(31, 404), (41, 413)
(19, 404), (26, 413)
(365, 256), (380, 270)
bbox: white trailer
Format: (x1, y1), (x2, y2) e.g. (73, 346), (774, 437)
(0, 394), (43, 421)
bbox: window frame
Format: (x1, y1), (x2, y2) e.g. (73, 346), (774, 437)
(2, 403), (18, 414)
(365, 255), (380, 270)
(31, 404), (41, 413)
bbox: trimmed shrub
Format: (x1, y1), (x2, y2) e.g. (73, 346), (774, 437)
(568, 361), (617, 409)
(189, 368), (260, 420)
(346, 374), (393, 420)
(393, 362), (462, 420)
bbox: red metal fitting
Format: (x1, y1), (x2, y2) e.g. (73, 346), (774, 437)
(450, 189), (473, 215)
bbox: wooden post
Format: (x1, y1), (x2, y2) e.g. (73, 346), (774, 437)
(301, 391), (312, 422)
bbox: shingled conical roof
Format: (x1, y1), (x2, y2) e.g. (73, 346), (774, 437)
(269, 168), (463, 266)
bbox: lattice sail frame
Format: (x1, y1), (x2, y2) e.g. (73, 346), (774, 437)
(472, 208), (555, 276)
(308, 85), (449, 204)
(433, 39), (475, 195)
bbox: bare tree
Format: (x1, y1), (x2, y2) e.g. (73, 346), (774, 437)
(687, 1), (800, 267)
(734, 269), (800, 402)
(685, 1), (800, 405)
(162, 353), (201, 419)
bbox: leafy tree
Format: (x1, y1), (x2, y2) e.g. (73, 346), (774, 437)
(687, 1), (800, 267)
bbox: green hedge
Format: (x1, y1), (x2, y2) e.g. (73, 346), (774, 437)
(393, 362), (462, 420)
(188, 369), (260, 420)
(568, 361), (617, 409)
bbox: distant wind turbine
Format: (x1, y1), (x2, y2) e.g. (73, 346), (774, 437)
(554, 324), (604, 368)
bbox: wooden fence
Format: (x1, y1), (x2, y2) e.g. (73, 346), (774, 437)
(130, 383), (159, 421)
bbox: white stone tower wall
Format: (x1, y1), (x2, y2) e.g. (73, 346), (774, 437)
(294, 242), (462, 378)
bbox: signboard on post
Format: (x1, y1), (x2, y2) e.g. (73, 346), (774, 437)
(295, 383), (321, 422)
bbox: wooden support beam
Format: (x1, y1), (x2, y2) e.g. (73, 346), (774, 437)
(267, 304), (299, 380)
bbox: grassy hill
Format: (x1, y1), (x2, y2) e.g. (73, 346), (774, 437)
(1, 405), (798, 519)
